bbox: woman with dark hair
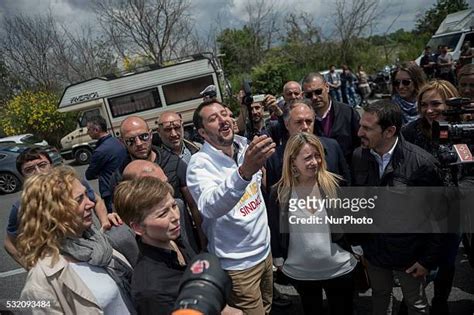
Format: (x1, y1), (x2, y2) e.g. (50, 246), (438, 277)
(17, 166), (135, 314)
(391, 62), (427, 125)
(268, 133), (356, 315)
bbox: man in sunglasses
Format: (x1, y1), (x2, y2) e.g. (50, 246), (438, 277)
(86, 115), (128, 212)
(110, 116), (203, 248)
(302, 72), (361, 165)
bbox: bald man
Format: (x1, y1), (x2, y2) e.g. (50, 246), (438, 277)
(122, 159), (168, 182)
(120, 159), (200, 253)
(108, 116), (186, 204)
(282, 81), (303, 104)
(116, 116), (205, 250)
(157, 111), (200, 165)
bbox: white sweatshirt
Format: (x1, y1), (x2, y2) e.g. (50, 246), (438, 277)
(186, 135), (270, 270)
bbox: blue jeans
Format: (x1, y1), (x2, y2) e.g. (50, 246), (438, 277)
(329, 88), (342, 102)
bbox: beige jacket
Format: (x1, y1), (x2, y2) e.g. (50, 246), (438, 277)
(20, 250), (130, 315)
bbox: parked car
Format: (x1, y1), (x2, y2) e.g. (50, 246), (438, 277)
(0, 134), (48, 146)
(0, 143), (62, 194)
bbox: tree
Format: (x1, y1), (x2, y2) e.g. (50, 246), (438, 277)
(415, 0), (470, 36)
(51, 26), (119, 84)
(1, 13), (120, 92)
(217, 27), (263, 76)
(251, 55), (291, 95)
(334, 0), (380, 64)
(280, 13), (324, 68)
(93, 0), (195, 65)
(1, 13), (60, 91)
(243, 0), (282, 51)
(0, 90), (77, 146)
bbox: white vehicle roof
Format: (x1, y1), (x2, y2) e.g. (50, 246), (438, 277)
(58, 55), (218, 112)
(0, 134), (48, 145)
(435, 9), (473, 35)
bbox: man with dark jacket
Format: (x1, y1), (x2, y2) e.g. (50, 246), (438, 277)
(352, 100), (443, 314)
(86, 115), (127, 212)
(156, 111), (200, 166)
(266, 100), (351, 190)
(302, 72), (360, 165)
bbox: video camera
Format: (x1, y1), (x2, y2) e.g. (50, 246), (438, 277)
(172, 253), (231, 315)
(432, 97), (474, 166)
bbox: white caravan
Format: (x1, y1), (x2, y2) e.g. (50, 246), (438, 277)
(58, 53), (226, 164)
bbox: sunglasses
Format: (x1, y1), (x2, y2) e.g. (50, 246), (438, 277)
(160, 120), (183, 132)
(394, 79), (412, 87)
(304, 89), (324, 98)
(124, 132), (151, 146)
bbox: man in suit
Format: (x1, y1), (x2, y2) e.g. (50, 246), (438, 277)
(265, 99), (351, 192)
(302, 72), (360, 165)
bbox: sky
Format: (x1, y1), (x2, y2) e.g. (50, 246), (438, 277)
(0, 0), (438, 39)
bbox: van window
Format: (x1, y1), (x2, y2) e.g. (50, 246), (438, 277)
(427, 33), (462, 51)
(80, 109), (101, 127)
(108, 88), (161, 118)
(462, 32), (474, 47)
(162, 75), (214, 105)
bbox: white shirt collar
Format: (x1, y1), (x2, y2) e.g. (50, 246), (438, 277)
(316, 100), (332, 121)
(370, 137), (399, 178)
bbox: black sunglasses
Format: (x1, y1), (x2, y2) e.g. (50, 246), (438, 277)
(124, 132), (151, 146)
(304, 89), (324, 98)
(394, 79), (412, 87)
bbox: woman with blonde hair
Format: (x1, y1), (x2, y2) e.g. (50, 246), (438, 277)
(401, 79), (461, 314)
(268, 132), (356, 315)
(17, 166), (135, 314)
(402, 79), (460, 156)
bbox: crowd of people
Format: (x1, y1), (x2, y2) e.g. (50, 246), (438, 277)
(3, 61), (474, 315)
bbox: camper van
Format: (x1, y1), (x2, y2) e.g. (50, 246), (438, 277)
(416, 9), (473, 64)
(58, 53), (226, 164)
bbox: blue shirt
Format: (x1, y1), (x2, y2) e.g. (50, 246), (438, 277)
(85, 134), (127, 199)
(6, 179), (96, 237)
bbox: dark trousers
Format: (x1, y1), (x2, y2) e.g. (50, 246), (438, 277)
(289, 271), (354, 315)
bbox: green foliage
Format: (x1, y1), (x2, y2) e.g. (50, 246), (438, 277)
(0, 90), (77, 147)
(217, 26), (264, 76)
(415, 0), (470, 36)
(251, 55), (293, 95)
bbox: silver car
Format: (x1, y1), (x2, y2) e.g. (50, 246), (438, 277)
(0, 144), (62, 194)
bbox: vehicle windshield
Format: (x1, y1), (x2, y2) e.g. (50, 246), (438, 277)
(427, 33), (462, 52)
(0, 145), (27, 153)
(20, 134), (43, 144)
(79, 109), (100, 127)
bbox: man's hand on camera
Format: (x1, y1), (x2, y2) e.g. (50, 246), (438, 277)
(239, 135), (276, 180)
(262, 95), (283, 116)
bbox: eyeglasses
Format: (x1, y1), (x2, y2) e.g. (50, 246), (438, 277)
(304, 89), (324, 98)
(124, 132), (151, 146)
(394, 79), (412, 87)
(22, 161), (51, 176)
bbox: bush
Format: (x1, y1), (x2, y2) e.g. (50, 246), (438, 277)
(0, 90), (77, 147)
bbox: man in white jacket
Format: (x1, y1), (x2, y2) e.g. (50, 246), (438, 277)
(187, 100), (276, 315)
